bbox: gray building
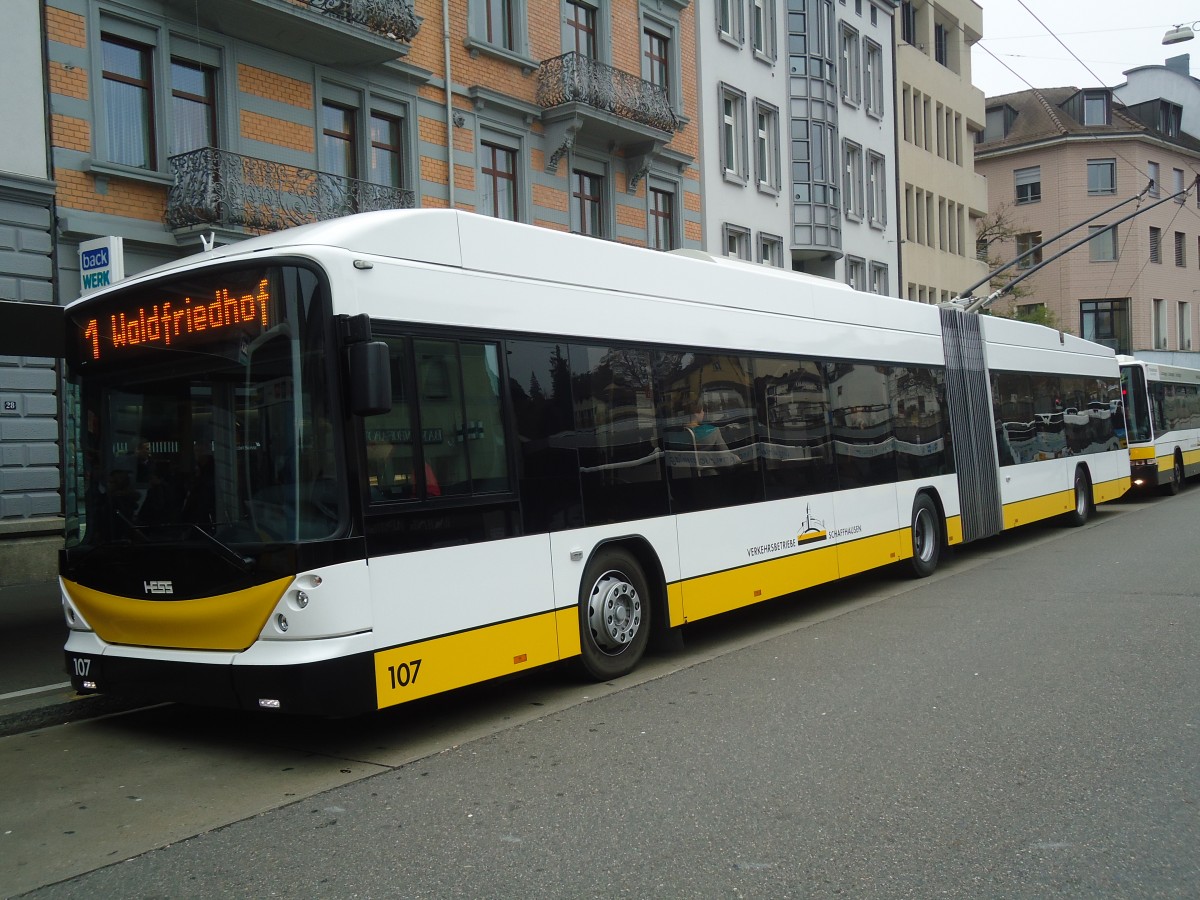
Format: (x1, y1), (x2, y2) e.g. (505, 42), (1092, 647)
(0, 0), (60, 585)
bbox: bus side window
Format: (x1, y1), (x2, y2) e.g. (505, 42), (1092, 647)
(363, 337), (416, 500)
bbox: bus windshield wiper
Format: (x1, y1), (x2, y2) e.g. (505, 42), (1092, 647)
(132, 521), (254, 572)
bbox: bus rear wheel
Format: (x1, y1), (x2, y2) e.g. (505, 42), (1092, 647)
(577, 549), (651, 681)
(1163, 453), (1184, 496)
(907, 493), (942, 579)
(1065, 468), (1092, 527)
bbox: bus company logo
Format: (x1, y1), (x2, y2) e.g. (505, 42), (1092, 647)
(746, 506), (828, 559)
(143, 580), (174, 595)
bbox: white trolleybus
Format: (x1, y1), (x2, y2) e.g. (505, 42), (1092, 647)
(1118, 355), (1200, 493)
(61, 211), (1130, 715)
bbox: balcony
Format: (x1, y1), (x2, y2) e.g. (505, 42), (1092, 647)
(165, 148), (415, 235)
(536, 53), (680, 191)
(160, 0), (420, 65)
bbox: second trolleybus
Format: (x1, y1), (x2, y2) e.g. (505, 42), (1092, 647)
(60, 210), (1130, 715)
(1118, 355), (1200, 493)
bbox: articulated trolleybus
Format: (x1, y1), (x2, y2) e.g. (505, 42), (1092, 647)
(1118, 355), (1200, 493)
(62, 211), (1129, 715)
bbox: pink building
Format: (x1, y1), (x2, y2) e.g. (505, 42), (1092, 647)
(975, 84), (1200, 357)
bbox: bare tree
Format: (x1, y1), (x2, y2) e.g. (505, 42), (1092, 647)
(973, 205), (1060, 329)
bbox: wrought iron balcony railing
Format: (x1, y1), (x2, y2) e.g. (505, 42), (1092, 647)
(165, 147), (415, 233)
(300, 0), (420, 43)
(536, 53), (680, 134)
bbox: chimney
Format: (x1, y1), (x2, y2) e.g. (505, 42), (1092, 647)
(1166, 53), (1190, 76)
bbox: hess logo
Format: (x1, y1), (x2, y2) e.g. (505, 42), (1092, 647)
(144, 580), (174, 595)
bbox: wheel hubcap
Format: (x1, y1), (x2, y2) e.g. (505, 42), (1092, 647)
(588, 571), (642, 655)
(1076, 482), (1087, 516)
(914, 508), (934, 562)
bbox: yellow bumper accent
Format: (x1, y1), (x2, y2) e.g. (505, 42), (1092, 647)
(62, 576), (293, 651)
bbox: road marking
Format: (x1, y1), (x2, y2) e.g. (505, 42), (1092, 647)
(0, 682), (71, 702)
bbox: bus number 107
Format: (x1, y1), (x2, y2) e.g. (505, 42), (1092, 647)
(387, 659), (422, 689)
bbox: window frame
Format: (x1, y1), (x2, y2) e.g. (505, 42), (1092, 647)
(723, 223), (752, 260)
(863, 39), (884, 119)
(466, 0), (536, 68)
(867, 150), (886, 228)
(750, 0), (777, 62)
(1088, 224), (1118, 262)
(570, 156), (609, 238)
(479, 139), (520, 221)
(1087, 159), (1116, 196)
(842, 140), (864, 221)
(719, 83), (749, 184)
(1014, 166), (1041, 205)
(648, 180), (678, 251)
(839, 23), (862, 107)
(754, 99), (781, 195)
(758, 232), (784, 267)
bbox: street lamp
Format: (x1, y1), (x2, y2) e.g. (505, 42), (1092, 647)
(1163, 22), (1199, 44)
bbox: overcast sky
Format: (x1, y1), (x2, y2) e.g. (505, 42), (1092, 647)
(970, 0), (1200, 98)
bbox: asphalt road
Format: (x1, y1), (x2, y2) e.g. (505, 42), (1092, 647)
(3, 491), (1197, 899)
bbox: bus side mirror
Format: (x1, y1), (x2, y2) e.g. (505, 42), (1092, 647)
(349, 341), (392, 416)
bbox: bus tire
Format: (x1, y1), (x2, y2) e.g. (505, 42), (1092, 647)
(577, 548), (651, 681)
(1065, 467), (1093, 527)
(1162, 452), (1184, 496)
(907, 493), (942, 579)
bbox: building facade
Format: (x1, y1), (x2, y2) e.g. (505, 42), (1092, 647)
(894, 0), (987, 304)
(0, 0), (60, 585)
(975, 82), (1200, 357)
(697, 0), (900, 294)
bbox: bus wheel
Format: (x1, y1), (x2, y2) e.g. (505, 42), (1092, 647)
(907, 494), (941, 579)
(578, 549), (651, 681)
(1163, 453), (1184, 496)
(1065, 468), (1092, 527)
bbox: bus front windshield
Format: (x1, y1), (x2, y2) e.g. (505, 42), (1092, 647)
(64, 264), (342, 550)
(1120, 365), (1152, 443)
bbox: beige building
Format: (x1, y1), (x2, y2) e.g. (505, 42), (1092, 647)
(894, 0), (989, 304)
(975, 85), (1200, 356)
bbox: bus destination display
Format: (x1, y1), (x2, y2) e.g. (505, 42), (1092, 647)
(78, 278), (274, 362)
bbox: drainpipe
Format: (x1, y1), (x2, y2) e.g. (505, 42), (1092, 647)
(443, 0), (455, 207)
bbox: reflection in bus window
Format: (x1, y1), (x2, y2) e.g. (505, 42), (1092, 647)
(754, 357), (834, 500)
(892, 366), (953, 480)
(992, 370), (1121, 465)
(506, 340), (582, 532)
(658, 352), (757, 513)
(571, 344), (667, 525)
(828, 362), (896, 488)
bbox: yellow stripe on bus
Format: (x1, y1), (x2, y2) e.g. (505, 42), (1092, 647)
(1129, 446), (1156, 461)
(1156, 448), (1200, 473)
(1093, 475), (1130, 504)
(374, 611), (561, 709)
(62, 576), (292, 651)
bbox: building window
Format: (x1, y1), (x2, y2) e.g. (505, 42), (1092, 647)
(1150, 226), (1162, 264)
(934, 23), (948, 66)
(649, 186), (674, 250)
(322, 102), (357, 179)
(102, 35), (156, 169)
(1158, 101), (1183, 137)
(565, 0), (598, 57)
(369, 112), (405, 189)
(1082, 90), (1110, 126)
(1089, 225), (1117, 262)
(754, 100), (780, 193)
(867, 151), (886, 227)
(751, 0), (775, 60)
(1154, 299), (1166, 349)
(843, 141), (863, 220)
(571, 168), (605, 236)
(1148, 161), (1160, 197)
(720, 85), (747, 182)
(480, 141), (518, 220)
(900, 1), (915, 45)
(169, 59), (216, 157)
(723, 223), (751, 259)
(1016, 232), (1043, 269)
(1176, 231), (1186, 267)
(486, 0), (515, 48)
(759, 232), (784, 267)
(1174, 168), (1186, 203)
(1080, 299), (1130, 353)
(846, 255), (866, 290)
(718, 0), (743, 43)
(868, 262), (888, 295)
(839, 24), (861, 106)
(1087, 159), (1116, 195)
(1179, 301), (1192, 350)
(1015, 166), (1041, 204)
(643, 27), (669, 92)
(864, 40), (884, 118)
